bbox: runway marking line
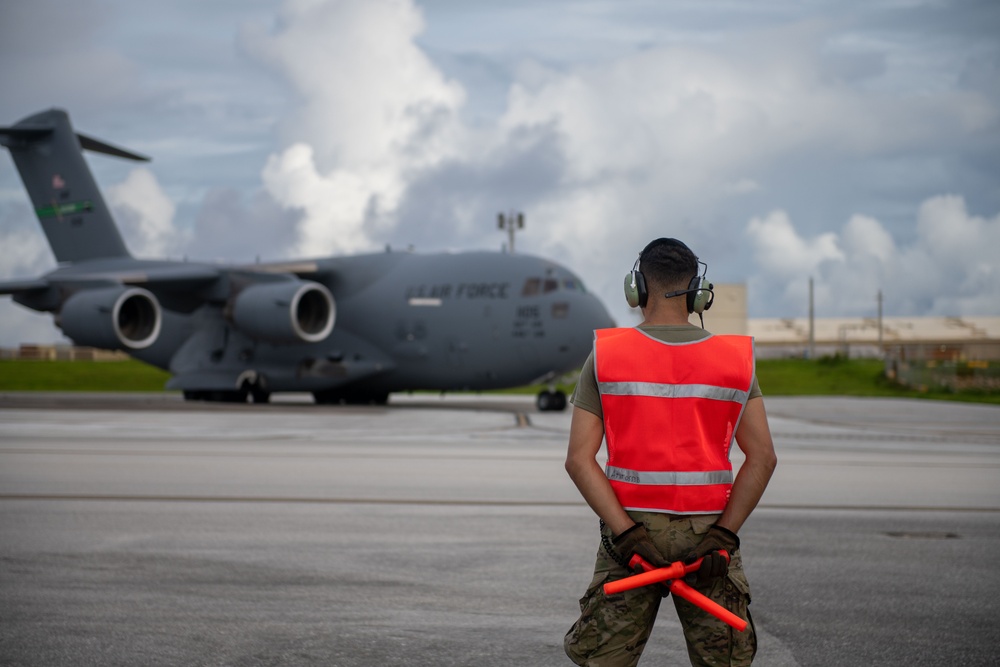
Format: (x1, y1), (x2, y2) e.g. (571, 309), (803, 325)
(1, 494), (999, 512)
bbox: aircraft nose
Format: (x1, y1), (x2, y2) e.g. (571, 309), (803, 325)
(583, 292), (616, 330)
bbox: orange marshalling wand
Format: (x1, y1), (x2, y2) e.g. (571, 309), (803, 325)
(602, 551), (748, 632)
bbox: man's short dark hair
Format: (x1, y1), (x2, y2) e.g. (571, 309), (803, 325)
(640, 238), (699, 292)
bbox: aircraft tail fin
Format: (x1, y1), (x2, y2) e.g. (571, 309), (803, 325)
(0, 108), (149, 264)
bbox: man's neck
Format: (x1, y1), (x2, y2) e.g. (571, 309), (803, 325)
(639, 303), (692, 327)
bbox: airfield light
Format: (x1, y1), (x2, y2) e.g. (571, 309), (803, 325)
(498, 211), (525, 253)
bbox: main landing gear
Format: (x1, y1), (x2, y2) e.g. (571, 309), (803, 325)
(181, 371), (271, 404)
(536, 389), (567, 412)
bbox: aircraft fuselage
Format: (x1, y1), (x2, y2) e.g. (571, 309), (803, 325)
(137, 250), (613, 399)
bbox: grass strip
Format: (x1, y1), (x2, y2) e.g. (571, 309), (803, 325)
(0, 357), (996, 404)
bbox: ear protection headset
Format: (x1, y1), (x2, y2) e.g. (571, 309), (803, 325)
(623, 238), (715, 315)
(623, 252), (649, 308)
(665, 260), (714, 315)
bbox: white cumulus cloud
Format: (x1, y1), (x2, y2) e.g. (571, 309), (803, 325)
(0, 227), (63, 347)
(3, 0), (999, 349)
(746, 195), (1000, 318)
(105, 167), (185, 258)
(746, 210), (845, 277)
(243, 0), (466, 257)
(0, 228), (51, 279)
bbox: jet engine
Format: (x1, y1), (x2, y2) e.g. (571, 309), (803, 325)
(58, 286), (162, 350)
(230, 280), (335, 343)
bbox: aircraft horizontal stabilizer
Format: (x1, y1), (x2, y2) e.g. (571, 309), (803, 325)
(76, 132), (150, 162)
(0, 122), (148, 162)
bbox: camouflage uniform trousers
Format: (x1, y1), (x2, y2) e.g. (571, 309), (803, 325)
(564, 512), (757, 666)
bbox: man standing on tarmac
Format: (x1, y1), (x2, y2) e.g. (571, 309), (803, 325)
(563, 238), (777, 666)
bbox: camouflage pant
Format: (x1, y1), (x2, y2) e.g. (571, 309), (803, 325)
(564, 512), (757, 666)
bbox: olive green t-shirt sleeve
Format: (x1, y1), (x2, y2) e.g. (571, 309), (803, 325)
(569, 351), (602, 416)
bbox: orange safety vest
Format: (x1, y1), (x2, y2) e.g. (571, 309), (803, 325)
(595, 328), (755, 514)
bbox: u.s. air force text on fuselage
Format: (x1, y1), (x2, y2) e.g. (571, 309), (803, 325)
(404, 282), (511, 300)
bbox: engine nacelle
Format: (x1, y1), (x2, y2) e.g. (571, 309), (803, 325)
(58, 286), (162, 350)
(230, 280), (335, 343)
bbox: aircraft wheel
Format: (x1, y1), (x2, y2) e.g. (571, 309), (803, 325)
(344, 391), (389, 405)
(243, 375), (270, 404)
(207, 390), (249, 403)
(314, 390), (387, 406)
(313, 390), (342, 405)
(367, 392), (390, 406)
(536, 391), (550, 411)
(537, 390), (568, 412)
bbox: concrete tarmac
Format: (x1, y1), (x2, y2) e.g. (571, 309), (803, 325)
(0, 393), (998, 666)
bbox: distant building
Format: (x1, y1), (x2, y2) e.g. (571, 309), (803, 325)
(750, 315), (1000, 392)
(3, 345), (129, 362)
(749, 316), (1000, 360)
(697, 283), (998, 392)
(699, 283), (747, 335)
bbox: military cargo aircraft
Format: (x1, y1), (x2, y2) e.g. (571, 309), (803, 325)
(0, 109), (614, 410)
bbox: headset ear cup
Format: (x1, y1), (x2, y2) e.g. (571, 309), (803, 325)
(623, 271), (648, 308)
(624, 272), (640, 308)
(685, 275), (700, 314)
(691, 278), (714, 314)
(635, 271), (648, 308)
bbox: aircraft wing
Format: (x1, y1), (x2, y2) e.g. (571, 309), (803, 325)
(0, 260), (229, 326)
(64, 264), (225, 290)
(235, 260), (330, 279)
(1, 264), (224, 294)
(0, 278), (51, 295)
(0, 263), (225, 313)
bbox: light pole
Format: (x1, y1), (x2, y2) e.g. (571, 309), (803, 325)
(497, 211), (524, 253)
(877, 288), (884, 356)
(808, 276), (815, 360)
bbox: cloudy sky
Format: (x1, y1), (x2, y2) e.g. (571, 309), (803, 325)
(1, 0), (998, 346)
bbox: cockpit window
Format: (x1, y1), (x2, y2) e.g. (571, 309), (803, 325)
(521, 276), (586, 295)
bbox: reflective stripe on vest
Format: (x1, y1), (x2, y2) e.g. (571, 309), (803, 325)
(599, 382), (750, 403)
(595, 328), (755, 515)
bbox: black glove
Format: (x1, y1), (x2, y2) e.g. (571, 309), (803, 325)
(612, 523), (669, 572)
(684, 524), (740, 582)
